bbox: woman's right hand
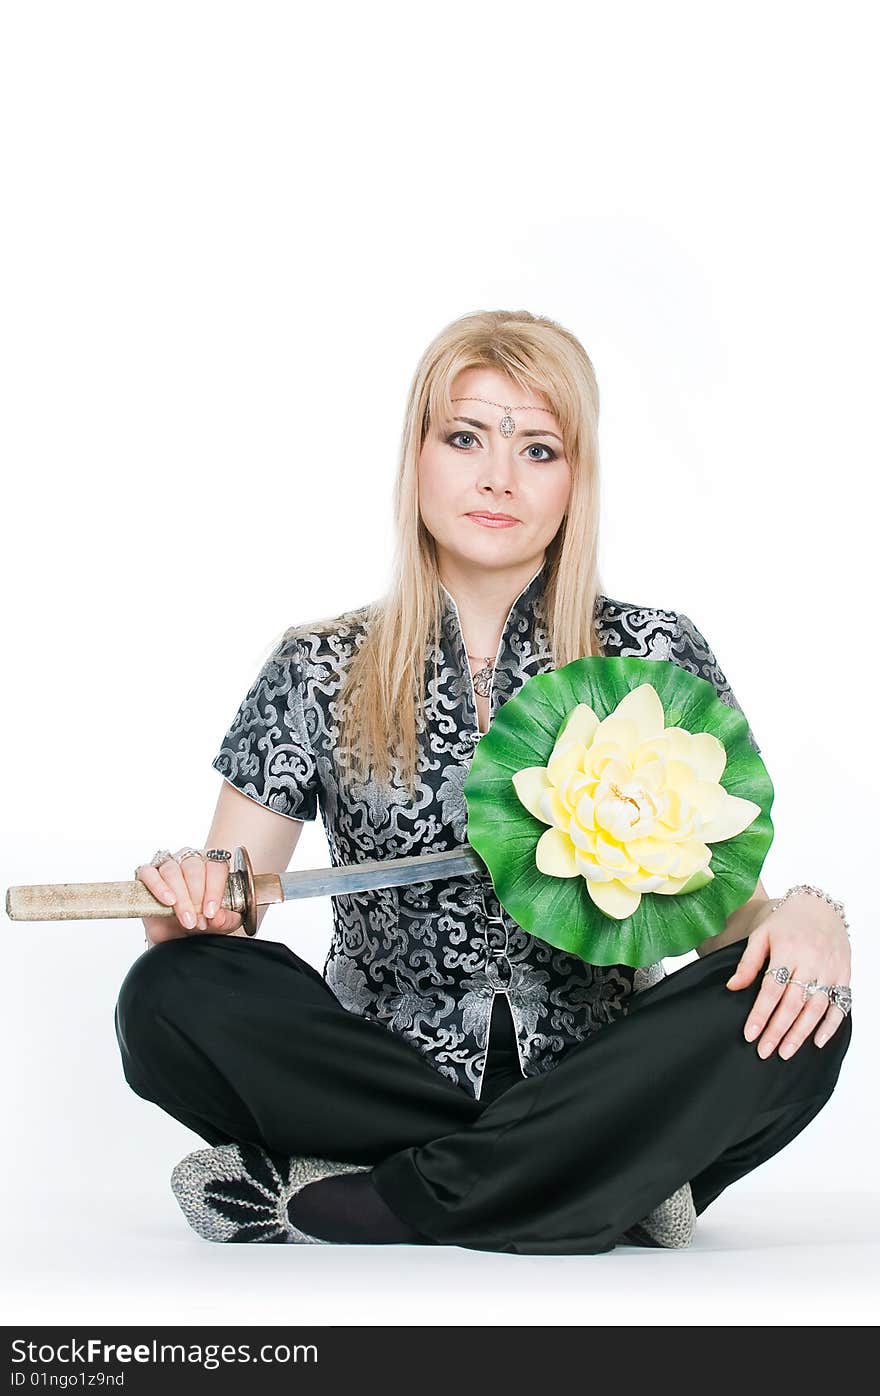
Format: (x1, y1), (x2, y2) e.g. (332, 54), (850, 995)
(137, 850), (243, 944)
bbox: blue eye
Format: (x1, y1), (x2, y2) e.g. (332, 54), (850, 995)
(446, 431), (557, 461)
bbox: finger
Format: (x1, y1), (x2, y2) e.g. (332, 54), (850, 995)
(756, 969), (825, 1058)
(205, 906), (242, 933)
(177, 852), (208, 928)
(773, 988), (830, 1059)
(203, 858), (232, 920)
(742, 961), (789, 1042)
(206, 902), (241, 931)
(726, 922), (770, 990)
(815, 1003), (847, 1048)
(135, 864), (178, 909)
(152, 857), (199, 931)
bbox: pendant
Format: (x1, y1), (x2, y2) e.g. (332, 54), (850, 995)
(471, 662), (494, 697)
(499, 409), (516, 438)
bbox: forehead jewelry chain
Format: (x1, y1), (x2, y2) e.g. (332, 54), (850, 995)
(450, 394), (556, 439)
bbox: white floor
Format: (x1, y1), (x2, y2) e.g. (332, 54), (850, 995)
(4, 1178), (877, 1327)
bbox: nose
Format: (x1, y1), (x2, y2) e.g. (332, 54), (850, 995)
(476, 447), (517, 493)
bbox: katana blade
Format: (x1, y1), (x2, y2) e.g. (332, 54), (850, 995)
(4, 843), (490, 937)
(278, 845), (485, 898)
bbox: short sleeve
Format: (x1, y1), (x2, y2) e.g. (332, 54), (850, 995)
(674, 612), (761, 756)
(211, 631), (320, 821)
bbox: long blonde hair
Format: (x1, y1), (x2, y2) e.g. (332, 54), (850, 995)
(293, 309), (608, 799)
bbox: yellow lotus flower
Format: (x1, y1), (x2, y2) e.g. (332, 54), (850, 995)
(511, 683), (761, 921)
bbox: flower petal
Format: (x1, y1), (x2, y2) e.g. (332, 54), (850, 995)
(674, 866), (715, 894)
(547, 741), (585, 789)
(686, 731), (727, 782)
(554, 702), (600, 750)
(512, 766), (554, 823)
(575, 849), (613, 881)
(608, 683), (667, 741)
(700, 793), (762, 842)
(591, 715), (641, 758)
(573, 790), (596, 829)
(629, 755), (667, 791)
(539, 784), (572, 830)
(562, 770), (593, 809)
(621, 869), (667, 893)
(625, 836), (680, 875)
(535, 827), (580, 877)
(569, 821), (598, 852)
(594, 833), (638, 873)
(663, 758), (700, 801)
(674, 838), (713, 878)
(587, 877), (643, 919)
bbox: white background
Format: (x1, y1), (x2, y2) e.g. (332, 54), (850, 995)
(2, 0), (877, 1327)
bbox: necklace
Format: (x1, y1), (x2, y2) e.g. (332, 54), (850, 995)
(466, 652), (495, 698)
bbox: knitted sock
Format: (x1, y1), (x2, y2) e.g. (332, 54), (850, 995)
(287, 1167), (436, 1245)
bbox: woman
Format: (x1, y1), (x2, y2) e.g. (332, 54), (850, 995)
(115, 310), (853, 1256)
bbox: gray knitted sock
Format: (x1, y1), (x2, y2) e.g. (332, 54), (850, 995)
(170, 1141), (373, 1244)
(623, 1181), (697, 1248)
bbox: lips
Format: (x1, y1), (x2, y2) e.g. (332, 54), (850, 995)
(466, 512), (520, 523)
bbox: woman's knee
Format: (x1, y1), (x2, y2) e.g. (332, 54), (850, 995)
(726, 970), (854, 1104)
(116, 932), (251, 1025)
(815, 1005), (853, 1089)
(114, 937), (198, 1062)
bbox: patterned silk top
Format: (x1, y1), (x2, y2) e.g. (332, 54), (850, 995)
(211, 560), (760, 1102)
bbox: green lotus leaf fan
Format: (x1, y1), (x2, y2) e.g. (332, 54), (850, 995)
(463, 656), (774, 967)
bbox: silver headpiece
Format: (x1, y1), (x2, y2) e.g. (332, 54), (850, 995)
(450, 395), (556, 439)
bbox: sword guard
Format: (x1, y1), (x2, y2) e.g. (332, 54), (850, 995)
(227, 845), (258, 937)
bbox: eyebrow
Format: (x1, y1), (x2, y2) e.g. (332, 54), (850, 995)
(450, 415), (564, 445)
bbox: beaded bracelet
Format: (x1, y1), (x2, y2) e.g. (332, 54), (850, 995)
(772, 884), (850, 938)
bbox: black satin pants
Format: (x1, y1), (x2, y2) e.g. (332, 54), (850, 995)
(114, 932), (852, 1255)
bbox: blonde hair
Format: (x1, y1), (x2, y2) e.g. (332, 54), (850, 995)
(294, 308), (607, 798)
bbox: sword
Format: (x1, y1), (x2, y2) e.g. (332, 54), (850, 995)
(4, 844), (489, 937)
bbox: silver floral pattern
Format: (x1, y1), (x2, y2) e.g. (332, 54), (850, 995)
(212, 561), (760, 1101)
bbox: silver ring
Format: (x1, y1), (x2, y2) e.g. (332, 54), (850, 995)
(789, 975), (824, 1005)
(205, 848), (232, 863)
(764, 965), (852, 1015)
(174, 847), (204, 865)
(134, 849), (175, 880)
(764, 965), (792, 986)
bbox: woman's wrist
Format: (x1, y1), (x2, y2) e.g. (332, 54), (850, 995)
(771, 884), (850, 938)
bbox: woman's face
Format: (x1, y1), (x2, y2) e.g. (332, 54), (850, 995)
(418, 367), (572, 577)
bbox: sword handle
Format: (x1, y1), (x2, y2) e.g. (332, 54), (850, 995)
(5, 847), (282, 938)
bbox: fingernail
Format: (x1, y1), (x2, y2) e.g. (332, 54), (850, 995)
(182, 911), (195, 929)
(779, 1043), (794, 1058)
(745, 1022), (759, 1040)
(816, 1033), (828, 1048)
(205, 901), (215, 918)
(758, 1042), (772, 1058)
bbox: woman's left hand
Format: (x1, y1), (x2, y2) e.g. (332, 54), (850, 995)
(724, 894), (851, 1059)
